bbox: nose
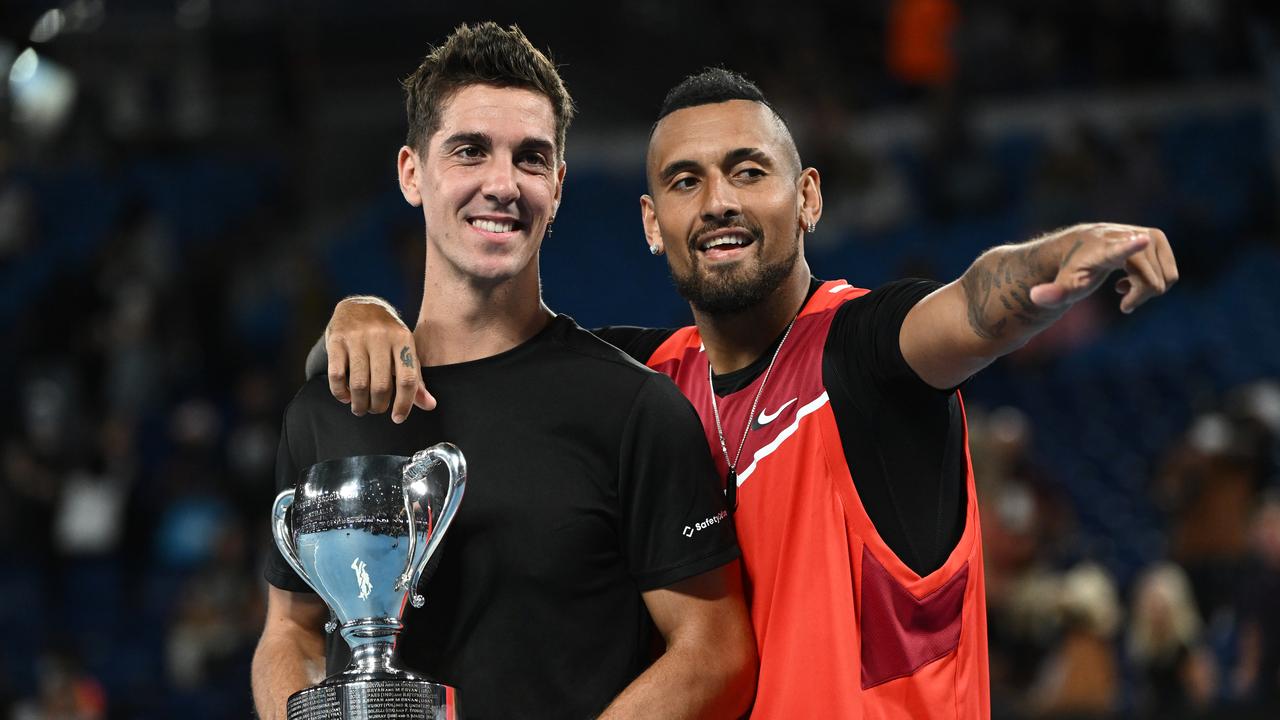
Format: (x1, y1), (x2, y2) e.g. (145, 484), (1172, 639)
(481, 156), (520, 206)
(700, 172), (741, 223)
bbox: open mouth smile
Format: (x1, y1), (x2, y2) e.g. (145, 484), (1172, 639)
(695, 228), (756, 260)
(468, 216), (524, 237)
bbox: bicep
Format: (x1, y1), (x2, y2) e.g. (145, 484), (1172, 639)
(831, 279), (973, 392)
(900, 281), (995, 390)
(641, 561), (747, 645)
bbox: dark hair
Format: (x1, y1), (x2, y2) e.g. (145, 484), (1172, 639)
(651, 67), (801, 178)
(656, 67), (781, 126)
(403, 22), (575, 162)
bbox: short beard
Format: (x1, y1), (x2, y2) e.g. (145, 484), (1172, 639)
(671, 239), (800, 315)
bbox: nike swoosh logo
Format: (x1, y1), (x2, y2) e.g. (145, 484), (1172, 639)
(752, 398), (797, 429)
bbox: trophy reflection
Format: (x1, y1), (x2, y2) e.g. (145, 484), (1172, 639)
(272, 443), (466, 719)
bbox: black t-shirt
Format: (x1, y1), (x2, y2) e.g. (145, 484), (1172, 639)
(599, 278), (965, 577)
(270, 315), (739, 719)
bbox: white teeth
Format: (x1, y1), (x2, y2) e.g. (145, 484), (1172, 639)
(471, 218), (515, 233)
(701, 233), (750, 250)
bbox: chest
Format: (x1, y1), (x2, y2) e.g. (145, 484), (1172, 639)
(665, 319), (833, 485)
(301, 387), (629, 592)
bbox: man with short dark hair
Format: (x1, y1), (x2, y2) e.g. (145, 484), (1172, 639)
(319, 67), (1178, 718)
(251, 27), (756, 720)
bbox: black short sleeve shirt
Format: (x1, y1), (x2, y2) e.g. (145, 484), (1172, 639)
(267, 315), (738, 719)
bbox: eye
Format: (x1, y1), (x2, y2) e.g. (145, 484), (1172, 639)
(519, 152), (550, 169)
(736, 166), (766, 181)
(671, 176), (698, 191)
(455, 145), (485, 160)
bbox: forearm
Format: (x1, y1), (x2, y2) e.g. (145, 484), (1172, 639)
(956, 231), (1078, 351)
(599, 641), (755, 720)
(905, 222), (1171, 389)
(251, 629), (326, 720)
(903, 231), (1078, 389)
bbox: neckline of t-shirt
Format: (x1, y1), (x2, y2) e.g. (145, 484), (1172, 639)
(420, 314), (568, 375)
(710, 277), (823, 397)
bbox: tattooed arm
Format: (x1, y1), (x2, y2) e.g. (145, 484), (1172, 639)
(900, 223), (1178, 389)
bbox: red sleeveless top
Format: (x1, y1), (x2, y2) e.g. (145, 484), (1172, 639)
(646, 281), (990, 719)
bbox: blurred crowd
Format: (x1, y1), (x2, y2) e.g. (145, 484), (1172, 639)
(972, 385), (1280, 719)
(3, 1), (1280, 718)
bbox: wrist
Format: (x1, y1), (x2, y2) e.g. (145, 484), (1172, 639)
(339, 295), (402, 319)
(325, 296), (405, 343)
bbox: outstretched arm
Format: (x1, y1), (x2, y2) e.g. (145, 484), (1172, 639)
(902, 223), (1178, 389)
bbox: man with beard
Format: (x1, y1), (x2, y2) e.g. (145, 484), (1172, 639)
(313, 69), (1178, 718)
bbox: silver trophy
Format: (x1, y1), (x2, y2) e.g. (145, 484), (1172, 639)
(272, 443), (467, 719)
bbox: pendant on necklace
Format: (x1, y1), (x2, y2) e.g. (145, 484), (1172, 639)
(725, 467), (738, 511)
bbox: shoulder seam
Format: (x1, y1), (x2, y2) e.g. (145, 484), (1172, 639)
(552, 327), (663, 378)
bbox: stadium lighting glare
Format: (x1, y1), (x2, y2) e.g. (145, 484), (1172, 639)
(30, 9), (67, 43)
(8, 46), (78, 139)
(9, 48), (38, 85)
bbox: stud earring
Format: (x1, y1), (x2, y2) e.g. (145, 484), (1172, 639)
(649, 245), (661, 256)
(806, 222), (816, 234)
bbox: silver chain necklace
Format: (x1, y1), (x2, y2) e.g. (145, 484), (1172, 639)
(709, 313), (799, 511)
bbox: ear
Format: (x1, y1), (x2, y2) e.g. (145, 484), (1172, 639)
(552, 160), (567, 217)
(398, 146), (423, 207)
(640, 194), (664, 254)
(798, 167), (823, 232)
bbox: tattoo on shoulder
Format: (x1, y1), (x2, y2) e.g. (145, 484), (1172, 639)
(400, 346), (413, 368)
(961, 242), (1057, 340)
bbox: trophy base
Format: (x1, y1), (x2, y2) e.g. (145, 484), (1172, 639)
(286, 678), (456, 720)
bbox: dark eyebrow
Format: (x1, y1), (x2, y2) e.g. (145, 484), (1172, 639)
(658, 147), (776, 185)
(516, 137), (556, 158)
(658, 159), (700, 184)
(440, 131), (491, 150)
(725, 147), (774, 168)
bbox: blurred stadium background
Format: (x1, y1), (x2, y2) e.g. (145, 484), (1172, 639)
(3, 1), (1280, 718)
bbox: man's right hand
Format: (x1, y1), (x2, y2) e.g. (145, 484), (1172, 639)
(326, 296), (435, 422)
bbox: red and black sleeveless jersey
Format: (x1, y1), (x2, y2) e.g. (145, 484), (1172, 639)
(645, 281), (990, 719)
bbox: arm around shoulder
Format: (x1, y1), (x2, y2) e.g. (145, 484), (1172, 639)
(320, 295), (435, 421)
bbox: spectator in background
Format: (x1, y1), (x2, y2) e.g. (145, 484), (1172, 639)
(1158, 411), (1264, 621)
(886, 0), (958, 91)
(1127, 562), (1217, 719)
(10, 649), (106, 720)
(1028, 563), (1122, 719)
(167, 520), (260, 692)
(1235, 494), (1280, 714)
(920, 97), (1006, 220)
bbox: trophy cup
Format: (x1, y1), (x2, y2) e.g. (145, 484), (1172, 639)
(272, 443), (467, 719)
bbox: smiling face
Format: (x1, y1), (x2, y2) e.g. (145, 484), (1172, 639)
(398, 83), (565, 285)
(641, 99), (820, 315)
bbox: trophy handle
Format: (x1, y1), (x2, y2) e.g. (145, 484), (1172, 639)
(271, 489), (317, 593)
(401, 442), (467, 608)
